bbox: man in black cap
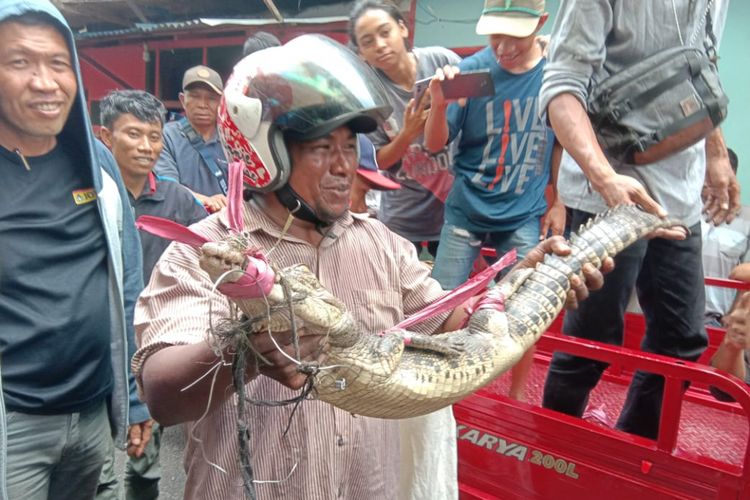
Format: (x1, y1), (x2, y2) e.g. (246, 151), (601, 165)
(154, 65), (229, 213)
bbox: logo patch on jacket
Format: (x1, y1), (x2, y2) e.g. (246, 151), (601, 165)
(72, 188), (97, 205)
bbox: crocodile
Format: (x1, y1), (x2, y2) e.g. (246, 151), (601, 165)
(198, 204), (683, 419)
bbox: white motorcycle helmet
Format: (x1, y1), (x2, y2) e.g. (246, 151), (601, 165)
(218, 34), (392, 197)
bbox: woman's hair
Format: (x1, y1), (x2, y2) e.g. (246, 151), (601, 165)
(348, 0), (409, 50)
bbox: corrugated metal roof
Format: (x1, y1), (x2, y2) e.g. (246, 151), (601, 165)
(75, 16), (348, 40)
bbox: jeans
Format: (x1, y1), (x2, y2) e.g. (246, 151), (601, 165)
(412, 240), (439, 260)
(431, 217), (540, 290)
(542, 209), (707, 439)
(6, 400), (111, 500)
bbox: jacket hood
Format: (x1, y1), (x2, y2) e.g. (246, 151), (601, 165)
(0, 0), (101, 189)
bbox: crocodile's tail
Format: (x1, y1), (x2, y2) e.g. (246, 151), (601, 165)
(503, 205), (686, 346)
(563, 205), (685, 274)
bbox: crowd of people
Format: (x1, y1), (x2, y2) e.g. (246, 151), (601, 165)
(0, 0), (748, 499)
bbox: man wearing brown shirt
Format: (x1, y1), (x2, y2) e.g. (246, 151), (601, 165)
(131, 36), (608, 500)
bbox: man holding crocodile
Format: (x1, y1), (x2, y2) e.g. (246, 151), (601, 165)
(130, 37), (616, 499)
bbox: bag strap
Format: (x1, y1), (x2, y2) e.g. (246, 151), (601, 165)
(178, 117), (228, 195)
(703, 6), (719, 62)
(688, 0), (715, 50)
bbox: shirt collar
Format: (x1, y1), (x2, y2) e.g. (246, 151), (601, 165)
(147, 171), (157, 193)
(217, 200), (358, 243)
(137, 172), (166, 202)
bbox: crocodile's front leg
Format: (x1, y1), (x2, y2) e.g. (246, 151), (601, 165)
(399, 330), (464, 357)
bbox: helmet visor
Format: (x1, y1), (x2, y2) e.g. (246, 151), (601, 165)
(236, 34), (393, 140)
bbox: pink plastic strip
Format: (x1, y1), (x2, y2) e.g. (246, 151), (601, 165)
(135, 215), (210, 248)
(227, 160), (245, 233)
(392, 248), (517, 331)
(218, 257), (275, 299)
(216, 255), (276, 298)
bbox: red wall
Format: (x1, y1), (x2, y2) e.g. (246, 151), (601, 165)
(79, 44), (146, 99)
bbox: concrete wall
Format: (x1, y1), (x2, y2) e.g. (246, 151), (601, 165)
(413, 0), (750, 203)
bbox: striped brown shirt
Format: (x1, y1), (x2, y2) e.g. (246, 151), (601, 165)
(132, 202), (447, 499)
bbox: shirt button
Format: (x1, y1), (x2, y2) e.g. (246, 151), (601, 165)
(337, 435), (345, 446)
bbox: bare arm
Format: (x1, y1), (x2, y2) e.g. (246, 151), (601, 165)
(711, 337), (746, 382)
(703, 127), (741, 225)
(140, 342), (240, 426)
(423, 96), (449, 153)
(547, 93), (666, 217)
(423, 65), (460, 153)
(711, 290), (750, 381)
(539, 140), (566, 238)
(190, 190), (228, 213)
(376, 95), (430, 170)
(730, 263), (750, 283)
(141, 330), (326, 426)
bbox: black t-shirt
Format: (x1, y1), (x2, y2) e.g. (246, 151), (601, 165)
(0, 143), (113, 414)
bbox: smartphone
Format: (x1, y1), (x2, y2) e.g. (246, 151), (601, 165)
(413, 77), (431, 104)
(440, 70), (494, 99)
(412, 70), (495, 104)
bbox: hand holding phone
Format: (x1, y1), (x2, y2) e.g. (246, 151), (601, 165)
(413, 69), (494, 109)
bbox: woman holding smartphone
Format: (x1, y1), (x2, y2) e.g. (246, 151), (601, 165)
(349, 0), (460, 261)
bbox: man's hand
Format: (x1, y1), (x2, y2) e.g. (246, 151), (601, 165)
(127, 419), (154, 458)
(517, 236), (614, 310)
(427, 65), (461, 110)
(723, 291), (750, 350)
(710, 263), (750, 383)
(539, 199), (566, 239)
(596, 173), (688, 240)
(249, 328), (328, 390)
(195, 193), (228, 213)
(596, 172), (666, 217)
(703, 153), (741, 226)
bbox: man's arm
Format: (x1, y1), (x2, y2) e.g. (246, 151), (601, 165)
(142, 329), (325, 427)
(547, 94), (666, 217)
(95, 143), (153, 453)
(188, 190), (227, 214)
(134, 246), (326, 425)
(140, 329), (326, 426)
(711, 291), (750, 381)
(710, 263), (750, 401)
(703, 127), (741, 225)
(423, 65), (461, 153)
(540, 140), (566, 239)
